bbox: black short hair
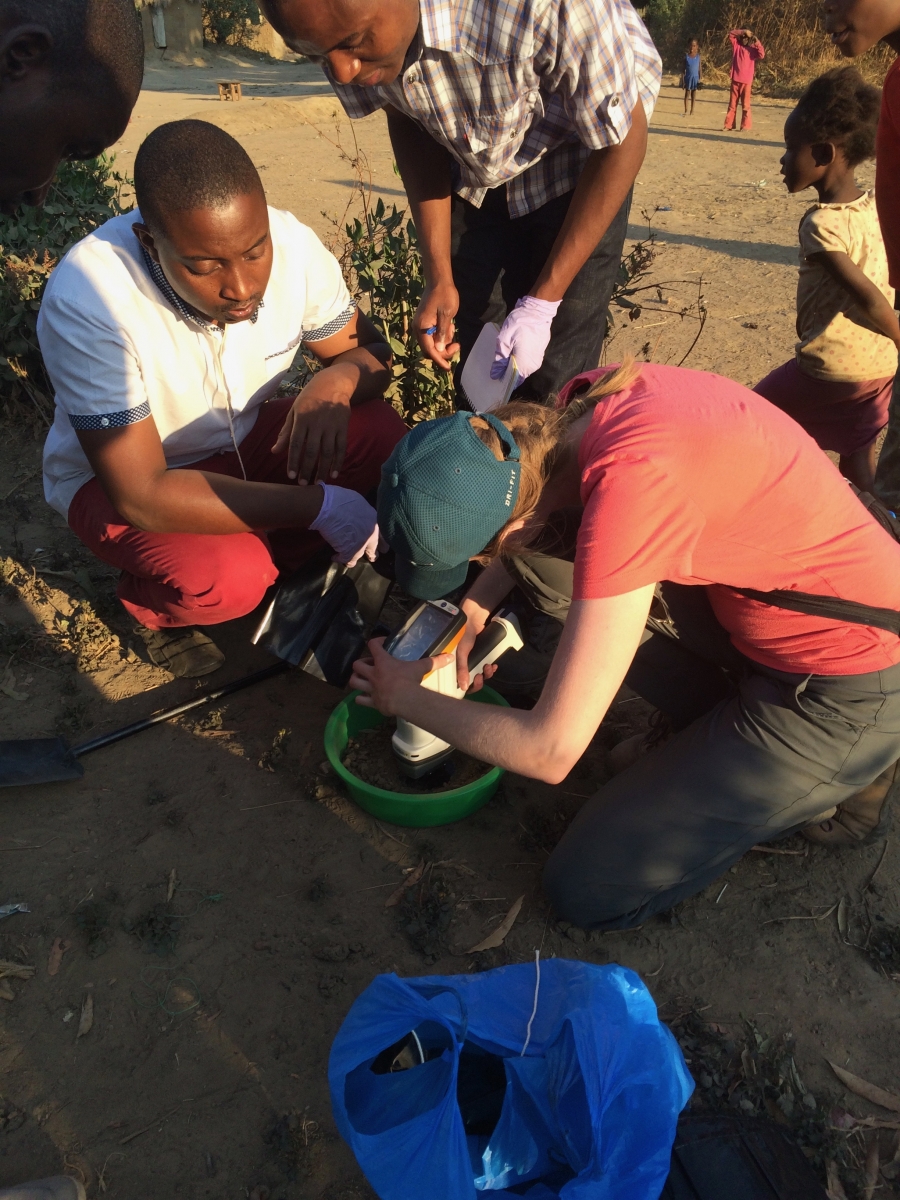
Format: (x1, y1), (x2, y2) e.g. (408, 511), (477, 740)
(0, 0), (143, 103)
(791, 67), (881, 167)
(134, 119), (265, 234)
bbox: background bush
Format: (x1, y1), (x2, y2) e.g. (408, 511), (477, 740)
(643, 0), (893, 93)
(0, 156), (129, 430)
(201, 0), (261, 47)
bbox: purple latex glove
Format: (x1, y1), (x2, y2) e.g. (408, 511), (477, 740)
(309, 484), (380, 567)
(491, 295), (561, 383)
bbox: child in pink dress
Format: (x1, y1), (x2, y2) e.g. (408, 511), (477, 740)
(723, 28), (764, 130)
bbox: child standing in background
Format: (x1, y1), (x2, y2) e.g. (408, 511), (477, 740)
(723, 28), (764, 130)
(754, 68), (899, 493)
(821, 0), (900, 507)
(683, 39), (701, 115)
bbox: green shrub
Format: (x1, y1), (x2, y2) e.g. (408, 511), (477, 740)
(202, 0), (261, 46)
(343, 198), (455, 424)
(0, 156), (130, 425)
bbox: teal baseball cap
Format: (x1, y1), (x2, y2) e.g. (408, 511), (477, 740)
(377, 412), (521, 599)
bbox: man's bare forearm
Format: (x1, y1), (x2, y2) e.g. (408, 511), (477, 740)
(122, 469), (325, 535)
(314, 350), (392, 407)
(78, 419), (328, 535)
(530, 102), (648, 302)
(385, 105), (454, 283)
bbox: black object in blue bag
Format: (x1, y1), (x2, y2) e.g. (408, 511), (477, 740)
(328, 959), (694, 1200)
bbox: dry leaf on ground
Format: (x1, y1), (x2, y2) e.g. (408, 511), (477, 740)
(47, 938), (69, 977)
(0, 981), (14, 1001)
(467, 895), (525, 954)
(166, 868), (177, 904)
(826, 1161), (850, 1200)
(828, 1062), (900, 1113)
(384, 860), (425, 908)
(76, 991), (93, 1038)
(0, 959), (35, 981)
(837, 896), (849, 938)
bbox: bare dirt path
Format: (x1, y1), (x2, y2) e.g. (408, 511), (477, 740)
(1, 65), (898, 1200)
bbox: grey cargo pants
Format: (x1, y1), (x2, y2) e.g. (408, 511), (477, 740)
(503, 550), (900, 930)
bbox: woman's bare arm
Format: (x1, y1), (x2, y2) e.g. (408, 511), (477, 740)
(350, 585), (655, 784)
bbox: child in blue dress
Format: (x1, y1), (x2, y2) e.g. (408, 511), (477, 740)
(684, 39), (701, 116)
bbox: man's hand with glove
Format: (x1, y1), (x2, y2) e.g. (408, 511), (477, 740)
(491, 296), (561, 385)
(310, 484), (381, 567)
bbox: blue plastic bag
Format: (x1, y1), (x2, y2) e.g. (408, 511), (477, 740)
(329, 959), (694, 1200)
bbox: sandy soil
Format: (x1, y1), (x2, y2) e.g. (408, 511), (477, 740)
(112, 51), (403, 246)
(1, 60), (899, 1200)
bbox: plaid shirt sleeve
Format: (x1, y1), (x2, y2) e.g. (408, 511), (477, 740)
(541, 0), (661, 150)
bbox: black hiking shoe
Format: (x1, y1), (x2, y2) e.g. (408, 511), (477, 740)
(608, 711), (674, 775)
(802, 761), (898, 846)
(133, 624), (225, 679)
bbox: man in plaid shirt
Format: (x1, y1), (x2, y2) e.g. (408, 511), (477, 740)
(261, 0), (661, 404)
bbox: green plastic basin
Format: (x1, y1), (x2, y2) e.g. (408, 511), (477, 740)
(324, 687), (509, 828)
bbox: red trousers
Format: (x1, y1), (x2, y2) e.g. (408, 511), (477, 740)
(723, 79), (753, 130)
(754, 359), (893, 457)
(68, 396), (407, 630)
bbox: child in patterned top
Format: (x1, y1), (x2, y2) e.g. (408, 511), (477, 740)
(754, 67), (900, 492)
(683, 39), (701, 116)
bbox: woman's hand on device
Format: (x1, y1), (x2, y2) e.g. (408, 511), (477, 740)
(350, 638), (454, 715)
(456, 597), (491, 692)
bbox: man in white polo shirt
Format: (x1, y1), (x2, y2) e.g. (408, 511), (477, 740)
(39, 119), (406, 676)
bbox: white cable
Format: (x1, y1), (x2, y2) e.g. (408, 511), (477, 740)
(410, 1029), (425, 1065)
(520, 949), (541, 1056)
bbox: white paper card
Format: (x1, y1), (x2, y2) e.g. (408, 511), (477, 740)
(459, 322), (518, 413)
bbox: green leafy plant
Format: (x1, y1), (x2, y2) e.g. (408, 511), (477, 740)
(300, 123), (454, 424)
(0, 156), (130, 427)
(345, 198), (454, 424)
(201, 0), (261, 46)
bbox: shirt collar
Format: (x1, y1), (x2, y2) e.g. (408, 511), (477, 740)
(138, 242), (263, 332)
(402, 23), (424, 69)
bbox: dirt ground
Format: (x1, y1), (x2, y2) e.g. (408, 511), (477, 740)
(2, 59), (900, 1200)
